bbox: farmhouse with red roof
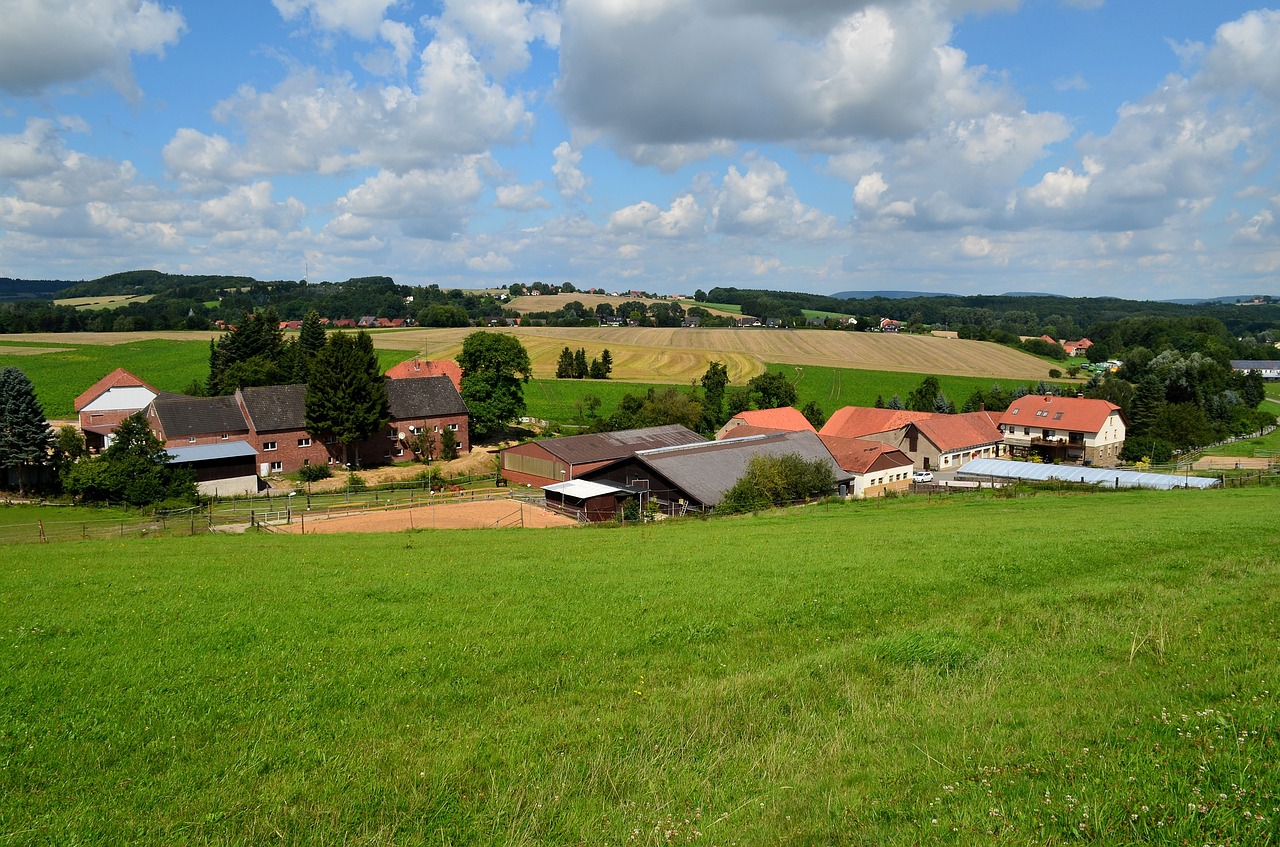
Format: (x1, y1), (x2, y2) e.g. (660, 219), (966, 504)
(998, 394), (1126, 466)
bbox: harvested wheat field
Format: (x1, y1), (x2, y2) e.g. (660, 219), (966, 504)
(278, 499), (576, 533)
(503, 292), (739, 318)
(373, 326), (1055, 382)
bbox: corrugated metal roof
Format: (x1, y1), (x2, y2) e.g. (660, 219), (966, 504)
(166, 440), (259, 463)
(536, 425), (707, 464)
(632, 430), (849, 506)
(956, 458), (1220, 490)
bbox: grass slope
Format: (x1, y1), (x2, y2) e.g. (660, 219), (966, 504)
(2, 489), (1277, 845)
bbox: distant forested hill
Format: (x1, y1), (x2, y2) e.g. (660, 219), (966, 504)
(0, 278), (81, 301)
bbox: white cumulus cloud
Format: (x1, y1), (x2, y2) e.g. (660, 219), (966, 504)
(0, 0), (185, 96)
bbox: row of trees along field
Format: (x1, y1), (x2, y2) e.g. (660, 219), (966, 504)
(0, 272), (514, 333)
(702, 286), (1280, 347)
(4, 271), (1279, 355)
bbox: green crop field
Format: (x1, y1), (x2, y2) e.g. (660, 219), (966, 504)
(2, 489), (1277, 845)
(0, 339), (212, 419)
(775, 364), (1057, 418)
(523, 378), (678, 426)
(523, 366), (1059, 427)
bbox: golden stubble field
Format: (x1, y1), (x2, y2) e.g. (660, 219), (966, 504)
(2, 326), (1057, 383)
(503, 292), (739, 318)
(373, 326), (1057, 382)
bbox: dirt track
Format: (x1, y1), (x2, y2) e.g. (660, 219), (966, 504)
(278, 499), (576, 534)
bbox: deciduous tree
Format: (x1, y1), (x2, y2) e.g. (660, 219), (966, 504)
(458, 332), (531, 440)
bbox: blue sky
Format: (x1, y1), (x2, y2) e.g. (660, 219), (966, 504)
(1, 0), (1278, 300)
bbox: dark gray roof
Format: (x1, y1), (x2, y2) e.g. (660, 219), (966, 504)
(152, 395), (249, 437)
(239, 384), (308, 432)
(630, 430), (847, 506)
(386, 376), (468, 419)
(538, 424), (707, 464)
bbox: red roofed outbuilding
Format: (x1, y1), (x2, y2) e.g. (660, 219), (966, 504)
(819, 436), (914, 498)
(385, 358), (463, 392)
(715, 406), (815, 440)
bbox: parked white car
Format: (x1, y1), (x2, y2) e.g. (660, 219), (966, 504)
(912, 470), (934, 483)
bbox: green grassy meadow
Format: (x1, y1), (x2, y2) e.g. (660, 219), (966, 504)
(1203, 426), (1280, 458)
(2, 489), (1278, 844)
(777, 364), (1055, 418)
(0, 339), (211, 419)
(521, 366), (1053, 427)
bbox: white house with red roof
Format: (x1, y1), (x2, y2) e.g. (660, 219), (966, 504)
(818, 436), (914, 498)
(998, 394), (1126, 467)
(820, 406), (1004, 471)
(75, 368), (166, 450)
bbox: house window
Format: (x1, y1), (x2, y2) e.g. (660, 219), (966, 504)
(298, 438), (311, 448)
(263, 441), (277, 451)
(220, 434), (229, 441)
(270, 461), (282, 473)
(1023, 427), (1030, 435)
(1044, 430), (1055, 439)
(448, 423), (458, 431)
(188, 436), (196, 443)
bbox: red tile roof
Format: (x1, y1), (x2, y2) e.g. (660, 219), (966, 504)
(384, 358), (462, 392)
(74, 368), (158, 412)
(999, 395), (1123, 433)
(819, 436), (914, 474)
(911, 412), (1003, 452)
(819, 406), (932, 439)
(718, 406), (815, 439)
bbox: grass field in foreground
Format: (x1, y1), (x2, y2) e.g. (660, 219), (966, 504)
(2, 488), (1277, 845)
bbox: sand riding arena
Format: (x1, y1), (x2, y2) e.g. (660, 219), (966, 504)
(273, 496), (577, 534)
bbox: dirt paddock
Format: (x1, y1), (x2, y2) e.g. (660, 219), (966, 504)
(277, 498), (577, 534)
(1192, 456), (1272, 470)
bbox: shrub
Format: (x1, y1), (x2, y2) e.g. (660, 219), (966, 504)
(298, 464), (333, 483)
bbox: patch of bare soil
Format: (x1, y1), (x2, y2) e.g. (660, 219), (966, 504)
(1192, 456), (1271, 470)
(285, 442), (512, 493)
